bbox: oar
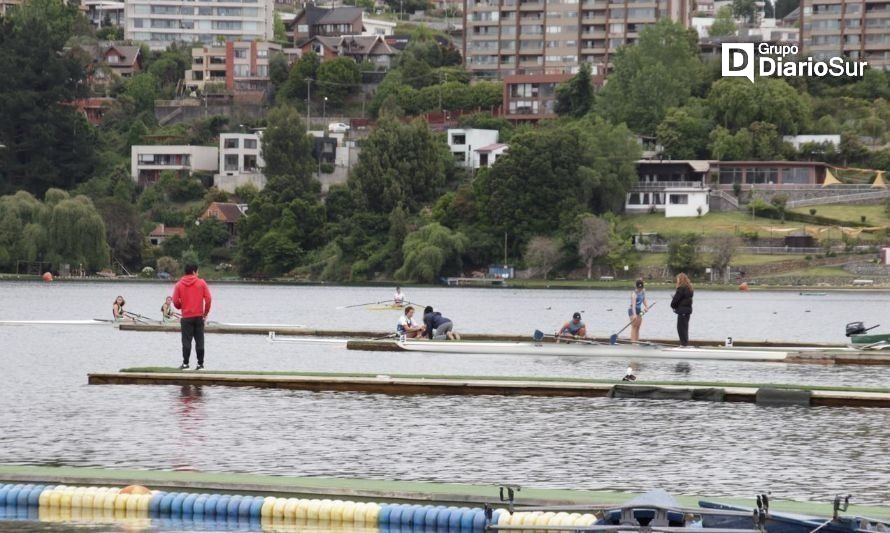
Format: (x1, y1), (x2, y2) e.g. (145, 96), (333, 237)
(609, 302), (657, 345)
(533, 330), (600, 345)
(124, 311), (155, 324)
(336, 300), (388, 309)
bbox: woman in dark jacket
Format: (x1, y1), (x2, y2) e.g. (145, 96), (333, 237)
(670, 273), (694, 346)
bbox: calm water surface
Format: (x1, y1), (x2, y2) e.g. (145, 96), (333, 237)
(1, 281), (889, 515)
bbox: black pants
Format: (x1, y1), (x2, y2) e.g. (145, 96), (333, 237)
(181, 317), (205, 365)
(676, 313), (691, 347)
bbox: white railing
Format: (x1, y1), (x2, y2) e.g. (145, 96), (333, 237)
(787, 189), (890, 208)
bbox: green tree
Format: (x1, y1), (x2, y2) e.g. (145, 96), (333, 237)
(574, 214), (611, 279)
(524, 236), (561, 279)
(0, 16), (98, 195)
(656, 104), (712, 159)
(708, 6), (737, 37)
(349, 117), (452, 213)
(278, 51), (320, 103)
(667, 234), (702, 274)
(597, 19), (703, 134)
(94, 197), (143, 270)
(274, 12), (287, 42)
(187, 217), (230, 262)
(774, 0), (797, 17)
(731, 0), (757, 24)
(555, 63), (594, 118)
(709, 126), (753, 160)
(395, 223), (468, 283)
(269, 52), (290, 90)
(260, 105), (319, 200)
(125, 73), (159, 114)
(316, 57), (361, 106)
(707, 77), (810, 134)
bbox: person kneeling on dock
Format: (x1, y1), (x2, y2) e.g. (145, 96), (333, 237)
(397, 306), (426, 339)
(423, 306), (460, 340)
(556, 312), (587, 343)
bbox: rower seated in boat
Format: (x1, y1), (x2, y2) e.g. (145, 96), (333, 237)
(161, 296), (179, 322)
(396, 306), (426, 338)
(556, 312), (587, 342)
(393, 286), (405, 307)
(112, 295), (129, 321)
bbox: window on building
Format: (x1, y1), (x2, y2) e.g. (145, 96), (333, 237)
(782, 167), (811, 184)
(718, 167), (743, 184)
(225, 138), (239, 149)
(452, 134), (466, 145)
(224, 154), (239, 171)
(669, 194), (688, 205)
(244, 139), (258, 149)
(747, 167), (778, 184)
(234, 48), (248, 58)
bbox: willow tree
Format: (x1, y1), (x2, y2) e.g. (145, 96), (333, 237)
(45, 191), (109, 270)
(395, 223), (468, 284)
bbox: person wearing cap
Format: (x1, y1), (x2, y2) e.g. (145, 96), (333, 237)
(629, 278), (650, 343)
(556, 312), (587, 342)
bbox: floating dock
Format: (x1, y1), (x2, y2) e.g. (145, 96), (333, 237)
(87, 370), (890, 408)
(118, 323), (846, 349)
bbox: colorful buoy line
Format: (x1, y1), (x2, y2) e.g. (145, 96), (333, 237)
(0, 483), (600, 529)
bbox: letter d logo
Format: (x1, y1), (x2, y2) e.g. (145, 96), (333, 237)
(722, 43), (755, 83)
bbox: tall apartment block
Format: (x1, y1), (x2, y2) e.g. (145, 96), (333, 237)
(801, 0), (890, 69)
(462, 0), (693, 79)
(125, 0), (274, 51)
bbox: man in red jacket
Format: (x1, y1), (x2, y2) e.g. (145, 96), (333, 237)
(172, 263), (212, 370)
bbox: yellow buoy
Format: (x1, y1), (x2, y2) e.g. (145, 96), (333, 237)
(341, 501), (356, 523)
(260, 496), (276, 518)
(272, 497), (287, 518)
(120, 485), (151, 495)
(284, 498), (300, 519)
(364, 502), (380, 524)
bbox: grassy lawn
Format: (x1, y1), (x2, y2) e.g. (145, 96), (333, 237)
(628, 211), (820, 238)
(755, 266), (854, 279)
(789, 204), (890, 226)
(637, 253), (799, 268)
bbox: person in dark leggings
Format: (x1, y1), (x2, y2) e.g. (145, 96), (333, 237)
(670, 272), (694, 347)
(172, 263), (212, 370)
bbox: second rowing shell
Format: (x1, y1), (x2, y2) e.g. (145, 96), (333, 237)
(347, 339), (793, 361)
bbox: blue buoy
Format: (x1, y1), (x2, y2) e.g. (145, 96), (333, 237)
(170, 492), (187, 515)
(159, 492), (176, 514)
(193, 494), (207, 516)
(237, 496), (253, 517)
(5, 485), (23, 507)
(436, 507), (453, 528)
(214, 495), (231, 517)
(400, 504), (418, 526)
(204, 494), (219, 517)
(449, 506), (466, 529)
(15, 485), (33, 507)
(424, 506), (440, 526)
(0, 485), (9, 506)
(248, 496), (263, 518)
(378, 503), (394, 525)
(460, 507), (477, 529)
(26, 486), (45, 506)
(472, 509), (487, 529)
(226, 495), (243, 517)
(181, 493), (198, 515)
(149, 492), (165, 514)
(388, 504), (404, 525)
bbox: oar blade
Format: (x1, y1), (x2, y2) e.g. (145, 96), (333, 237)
(609, 333), (618, 345)
(533, 329), (545, 342)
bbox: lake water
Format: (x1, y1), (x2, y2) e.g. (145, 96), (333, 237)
(1, 281), (889, 526)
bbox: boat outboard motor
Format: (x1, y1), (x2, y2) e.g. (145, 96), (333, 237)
(846, 322), (867, 337)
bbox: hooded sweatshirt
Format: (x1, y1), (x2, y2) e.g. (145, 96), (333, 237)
(172, 273), (212, 319)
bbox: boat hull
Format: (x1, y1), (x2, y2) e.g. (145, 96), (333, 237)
(396, 340), (791, 361)
(850, 333), (890, 345)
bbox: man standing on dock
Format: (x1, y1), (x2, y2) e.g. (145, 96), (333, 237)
(172, 264), (212, 370)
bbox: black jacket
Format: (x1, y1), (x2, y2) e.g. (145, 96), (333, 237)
(670, 286), (694, 315)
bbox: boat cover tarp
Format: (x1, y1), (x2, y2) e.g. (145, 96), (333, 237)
(608, 385), (725, 402)
(754, 387), (811, 406)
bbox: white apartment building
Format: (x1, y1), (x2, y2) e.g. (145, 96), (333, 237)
(214, 133), (267, 193)
(131, 145), (219, 186)
(125, 0), (274, 51)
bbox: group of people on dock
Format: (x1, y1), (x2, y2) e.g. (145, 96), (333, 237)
(556, 274), (694, 346)
(112, 263), (213, 370)
(389, 287), (460, 341)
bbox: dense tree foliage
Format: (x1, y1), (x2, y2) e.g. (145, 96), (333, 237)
(555, 63), (594, 118)
(597, 20), (703, 134)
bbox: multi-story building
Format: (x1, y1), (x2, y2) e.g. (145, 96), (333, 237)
(290, 6), (396, 43)
(82, 0), (125, 27)
(124, 0), (274, 51)
(0, 0), (21, 16)
(130, 145), (219, 186)
(214, 133), (267, 193)
(184, 41), (281, 97)
(800, 0), (890, 69)
(502, 73), (570, 121)
(463, 0), (693, 79)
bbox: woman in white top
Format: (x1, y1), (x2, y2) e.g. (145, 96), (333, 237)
(396, 306), (425, 338)
(393, 286), (406, 307)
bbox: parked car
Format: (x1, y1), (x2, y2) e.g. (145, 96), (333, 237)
(328, 122), (350, 133)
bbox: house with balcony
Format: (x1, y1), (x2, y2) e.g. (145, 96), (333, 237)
(290, 7), (396, 43)
(148, 224), (186, 246)
(130, 145), (219, 186)
(214, 133), (266, 193)
(502, 73), (570, 122)
(200, 202), (246, 245)
(625, 160), (712, 217)
(185, 41), (281, 100)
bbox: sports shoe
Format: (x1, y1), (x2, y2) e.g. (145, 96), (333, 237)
(196, 364), (204, 370)
(178, 363), (189, 370)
